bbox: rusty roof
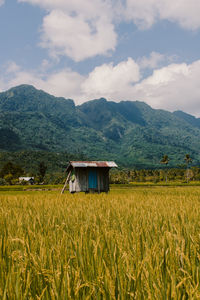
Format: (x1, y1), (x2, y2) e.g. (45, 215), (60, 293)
(68, 161), (118, 169)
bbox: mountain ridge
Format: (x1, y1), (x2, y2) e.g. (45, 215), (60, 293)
(1, 84), (200, 168)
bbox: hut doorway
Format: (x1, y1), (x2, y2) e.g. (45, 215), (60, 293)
(88, 169), (97, 189)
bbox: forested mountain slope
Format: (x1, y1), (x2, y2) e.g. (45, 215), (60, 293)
(1, 84), (200, 168)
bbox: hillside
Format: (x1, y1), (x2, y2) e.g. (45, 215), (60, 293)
(1, 84), (200, 168)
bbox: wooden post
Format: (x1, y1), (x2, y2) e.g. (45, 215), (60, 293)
(61, 170), (71, 194)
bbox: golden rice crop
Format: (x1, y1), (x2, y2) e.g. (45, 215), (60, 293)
(1, 187), (200, 299)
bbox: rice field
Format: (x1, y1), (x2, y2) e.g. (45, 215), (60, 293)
(1, 187), (200, 299)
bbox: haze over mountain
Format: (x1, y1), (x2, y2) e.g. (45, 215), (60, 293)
(1, 84), (200, 168)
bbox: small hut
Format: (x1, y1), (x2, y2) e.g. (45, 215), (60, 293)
(61, 161), (117, 194)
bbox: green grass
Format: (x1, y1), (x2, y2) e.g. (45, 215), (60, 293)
(0, 184), (63, 192)
(2, 180), (200, 192)
(1, 187), (200, 298)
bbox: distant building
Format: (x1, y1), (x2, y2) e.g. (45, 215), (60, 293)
(61, 161), (117, 194)
(19, 177), (35, 185)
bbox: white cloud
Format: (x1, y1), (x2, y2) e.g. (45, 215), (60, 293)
(82, 59), (200, 116)
(40, 59), (51, 71)
(125, 0), (200, 30)
(159, 0), (200, 30)
(125, 0), (158, 29)
(6, 61), (21, 73)
(41, 70), (84, 99)
(0, 61), (84, 100)
(17, 0), (200, 63)
(41, 10), (116, 62)
(138, 52), (166, 69)
(82, 58), (140, 100)
(18, 0), (113, 18)
(2, 58), (200, 116)
(131, 61), (200, 115)
(20, 0), (200, 32)
(19, 0), (117, 61)
(0, 0), (4, 6)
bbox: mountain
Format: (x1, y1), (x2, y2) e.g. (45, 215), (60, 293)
(173, 110), (200, 129)
(0, 84), (200, 168)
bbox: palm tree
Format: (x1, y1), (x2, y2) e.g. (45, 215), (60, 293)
(184, 154), (192, 183)
(160, 155), (169, 182)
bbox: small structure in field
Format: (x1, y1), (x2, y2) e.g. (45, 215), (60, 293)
(19, 177), (35, 185)
(61, 161), (117, 194)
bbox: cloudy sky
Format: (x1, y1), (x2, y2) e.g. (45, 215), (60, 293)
(0, 0), (200, 116)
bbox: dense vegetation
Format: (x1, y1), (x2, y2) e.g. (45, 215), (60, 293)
(110, 167), (200, 184)
(1, 187), (200, 298)
(1, 85), (200, 168)
(0, 151), (197, 185)
(0, 151), (87, 185)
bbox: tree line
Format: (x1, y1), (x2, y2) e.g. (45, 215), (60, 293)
(0, 153), (198, 185)
(110, 154), (196, 184)
(0, 161), (49, 185)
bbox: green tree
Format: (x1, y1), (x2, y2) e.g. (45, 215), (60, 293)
(4, 173), (14, 185)
(0, 162), (24, 179)
(184, 154), (192, 183)
(160, 155), (169, 182)
(38, 162), (47, 183)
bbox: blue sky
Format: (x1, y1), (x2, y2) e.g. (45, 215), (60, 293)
(0, 0), (200, 116)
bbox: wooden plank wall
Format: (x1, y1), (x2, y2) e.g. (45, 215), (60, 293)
(69, 167), (110, 193)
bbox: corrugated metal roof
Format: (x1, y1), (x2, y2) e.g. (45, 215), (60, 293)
(69, 161), (118, 168)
